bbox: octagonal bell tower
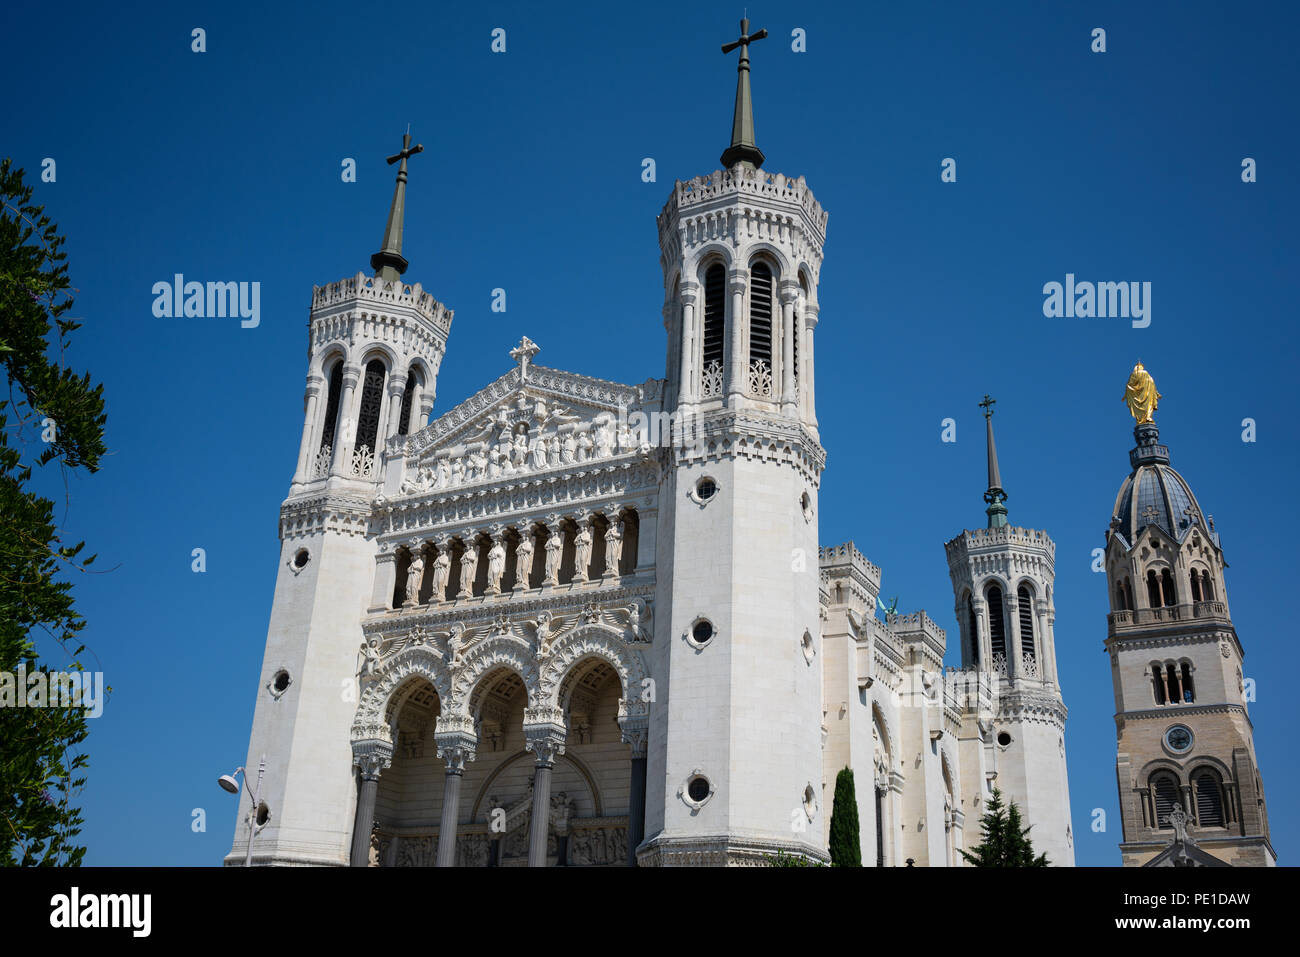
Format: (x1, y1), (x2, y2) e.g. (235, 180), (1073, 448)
(228, 134), (453, 865)
(641, 19), (831, 865)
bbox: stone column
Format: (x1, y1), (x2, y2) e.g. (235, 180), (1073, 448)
(678, 281), (699, 407)
(1006, 593), (1023, 680)
(385, 371), (407, 441)
(1036, 600), (1055, 685)
(779, 280), (799, 416)
(292, 374), (324, 486)
(803, 303), (819, 428)
(726, 267), (747, 405)
(524, 724), (565, 867)
(971, 598), (989, 671)
(330, 363), (363, 478)
(435, 728), (476, 867)
(621, 721), (649, 867)
(349, 743), (392, 866)
(418, 393), (435, 431)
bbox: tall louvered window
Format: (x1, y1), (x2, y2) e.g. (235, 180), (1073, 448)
(1017, 586), (1036, 661)
(319, 361), (344, 452)
(1193, 770), (1225, 827)
(1152, 773), (1180, 828)
(966, 594), (980, 667)
(1161, 568), (1177, 607)
(987, 585), (1006, 660)
(355, 359), (387, 454)
(397, 372), (417, 436)
(701, 264), (726, 395)
(749, 262), (774, 377)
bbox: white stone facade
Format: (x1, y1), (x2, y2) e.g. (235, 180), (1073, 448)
(228, 160), (1076, 867)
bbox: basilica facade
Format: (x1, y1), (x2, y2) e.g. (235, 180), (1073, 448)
(226, 21), (1074, 867)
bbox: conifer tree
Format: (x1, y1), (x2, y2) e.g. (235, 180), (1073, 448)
(958, 787), (1049, 866)
(828, 766), (862, 866)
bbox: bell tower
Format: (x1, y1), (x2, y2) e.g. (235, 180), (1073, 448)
(641, 19), (830, 865)
(227, 133), (453, 865)
(1104, 363), (1274, 866)
(944, 396), (1075, 866)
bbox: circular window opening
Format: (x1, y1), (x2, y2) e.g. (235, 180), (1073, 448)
(254, 801), (271, 827)
(293, 548), (310, 569)
(1164, 724), (1193, 754)
(272, 670), (291, 695)
(687, 776), (710, 802)
(696, 477), (717, 500)
(997, 732), (1012, 747)
(692, 619), (714, 644)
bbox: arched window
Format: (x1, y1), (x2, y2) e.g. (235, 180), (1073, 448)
(1017, 585), (1036, 661)
(1151, 772), (1180, 828)
(1200, 570), (1215, 602)
(354, 358), (387, 457)
(1190, 569), (1203, 602)
(1160, 568), (1177, 607)
(701, 263), (726, 396)
(966, 593), (980, 667)
(748, 262), (774, 396)
(1180, 661), (1195, 703)
(987, 585), (1006, 661)
(397, 370), (419, 437)
(1150, 664), (1167, 705)
(1193, 769), (1224, 827)
(319, 360), (344, 454)
(1146, 570), (1161, 608)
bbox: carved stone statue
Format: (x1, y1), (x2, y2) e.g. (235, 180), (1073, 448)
(594, 416), (615, 458)
(529, 433), (548, 471)
(574, 524), (593, 583)
(451, 457), (465, 484)
(534, 611), (555, 658)
(466, 447), (487, 480)
(560, 433), (577, 465)
(576, 431), (593, 462)
(544, 528), (563, 585)
(359, 638), (381, 679)
(511, 430), (528, 468)
(604, 520), (623, 576)
(404, 550), (424, 606)
(430, 546), (451, 602)
(546, 434), (561, 466)
(515, 531), (535, 588)
(486, 443), (504, 478)
(446, 623), (466, 670)
(458, 546), (478, 598)
(1123, 361), (1161, 425)
(626, 597), (651, 642)
(486, 538), (507, 594)
(436, 456), (451, 487)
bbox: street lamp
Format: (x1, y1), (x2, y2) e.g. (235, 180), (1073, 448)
(218, 754), (268, 867)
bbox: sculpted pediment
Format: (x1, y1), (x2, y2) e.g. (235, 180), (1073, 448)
(393, 346), (664, 497)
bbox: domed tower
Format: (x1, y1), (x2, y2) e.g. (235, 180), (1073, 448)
(944, 395), (1074, 866)
(1104, 363), (1274, 866)
(227, 134), (452, 865)
(640, 18), (829, 865)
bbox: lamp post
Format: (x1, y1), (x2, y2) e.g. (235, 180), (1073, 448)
(219, 754), (268, 867)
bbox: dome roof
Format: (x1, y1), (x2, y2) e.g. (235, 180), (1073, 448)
(1110, 423), (1219, 549)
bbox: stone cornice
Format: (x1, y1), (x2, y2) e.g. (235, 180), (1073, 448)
(670, 409), (826, 484)
(279, 493), (374, 540)
(1115, 702), (1251, 725)
(311, 271), (452, 336)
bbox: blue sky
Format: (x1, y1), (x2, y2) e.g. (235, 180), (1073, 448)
(5, 1), (1296, 866)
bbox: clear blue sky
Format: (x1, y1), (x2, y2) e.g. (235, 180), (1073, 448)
(5, 1), (1296, 866)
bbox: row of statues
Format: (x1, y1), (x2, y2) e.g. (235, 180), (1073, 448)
(401, 519), (626, 606)
(400, 400), (653, 495)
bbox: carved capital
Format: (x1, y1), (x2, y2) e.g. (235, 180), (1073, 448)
(679, 280), (701, 306)
(619, 720), (649, 759)
(352, 740), (394, 781)
(523, 720), (567, 768)
(435, 730), (477, 774)
(726, 269), (747, 294)
(778, 279), (801, 305)
(341, 363), (363, 388)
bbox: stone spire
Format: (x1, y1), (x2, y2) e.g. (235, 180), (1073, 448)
(720, 17), (768, 171)
(370, 131), (424, 282)
(980, 395), (1008, 528)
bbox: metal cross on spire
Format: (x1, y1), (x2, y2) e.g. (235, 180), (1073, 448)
(371, 130), (425, 282)
(720, 16), (768, 171)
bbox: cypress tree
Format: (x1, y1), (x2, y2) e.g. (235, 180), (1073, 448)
(959, 787), (1049, 867)
(828, 766), (862, 866)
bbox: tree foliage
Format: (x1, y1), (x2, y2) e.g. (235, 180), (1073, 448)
(828, 766), (861, 866)
(958, 787), (1049, 867)
(0, 158), (107, 866)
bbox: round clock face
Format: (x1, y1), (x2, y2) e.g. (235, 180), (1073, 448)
(1164, 725), (1193, 754)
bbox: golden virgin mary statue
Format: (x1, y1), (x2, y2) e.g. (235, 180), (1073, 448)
(1123, 362), (1161, 424)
